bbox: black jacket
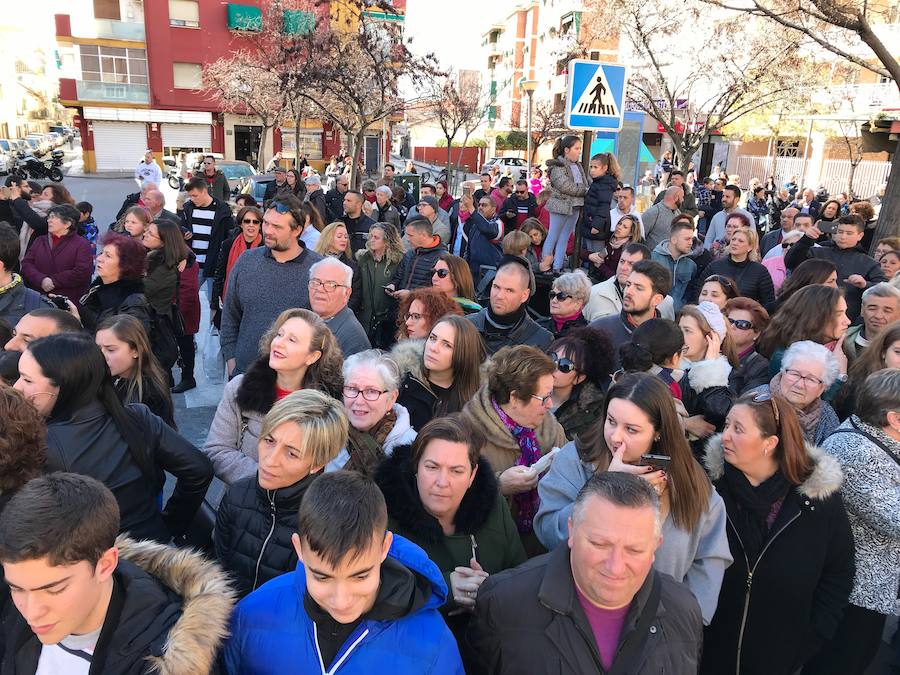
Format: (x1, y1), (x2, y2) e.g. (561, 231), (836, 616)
(538, 313), (588, 339)
(115, 191), (141, 222)
(79, 277), (151, 335)
(211, 231), (258, 311)
(465, 544), (703, 675)
(784, 237), (885, 320)
(1, 536), (234, 675)
(262, 179), (288, 205)
(499, 194), (537, 229)
(680, 356), (735, 461)
(466, 308), (553, 356)
(339, 213), (376, 254)
(306, 188), (327, 223)
(694, 256), (776, 310)
(701, 437), (854, 675)
(728, 349), (770, 396)
(583, 174), (618, 237)
(390, 240), (447, 290)
(397, 371), (438, 432)
(324, 187), (346, 223)
(46, 401), (212, 543)
(215, 472), (318, 597)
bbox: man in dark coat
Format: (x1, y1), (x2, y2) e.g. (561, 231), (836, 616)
(324, 174), (350, 223)
(263, 167), (288, 205)
(303, 174), (328, 223)
(386, 218), (447, 294)
(465, 471), (703, 674)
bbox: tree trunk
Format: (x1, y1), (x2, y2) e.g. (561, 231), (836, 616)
(349, 128), (367, 190)
(869, 144), (900, 255)
(257, 125), (271, 173)
(847, 160), (859, 201)
(294, 114), (302, 171)
(446, 140), (453, 186)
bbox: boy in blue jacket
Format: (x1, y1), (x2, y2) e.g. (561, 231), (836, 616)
(224, 471), (465, 675)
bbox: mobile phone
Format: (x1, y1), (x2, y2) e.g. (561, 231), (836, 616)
(48, 295), (69, 310)
(640, 453), (672, 472)
(818, 220), (835, 234)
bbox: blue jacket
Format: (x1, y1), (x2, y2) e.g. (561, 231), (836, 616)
(651, 240), (697, 309)
(464, 212), (504, 282)
(223, 534), (465, 675)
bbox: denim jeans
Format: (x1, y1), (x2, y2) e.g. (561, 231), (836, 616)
(545, 209), (580, 271)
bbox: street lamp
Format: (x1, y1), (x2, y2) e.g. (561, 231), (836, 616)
(520, 79), (539, 169)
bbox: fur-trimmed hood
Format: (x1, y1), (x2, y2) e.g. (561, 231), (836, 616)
(235, 355), (343, 415)
(703, 434), (843, 500)
(116, 535), (235, 674)
(375, 443), (500, 544)
(686, 355), (732, 393)
(545, 158), (566, 169)
(390, 338), (426, 379)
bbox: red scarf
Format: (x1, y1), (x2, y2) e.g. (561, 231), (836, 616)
(223, 233), (262, 299)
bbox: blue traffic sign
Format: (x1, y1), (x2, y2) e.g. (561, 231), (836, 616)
(565, 60), (629, 132)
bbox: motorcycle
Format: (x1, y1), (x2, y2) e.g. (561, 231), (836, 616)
(48, 149), (65, 168)
(12, 151), (63, 182)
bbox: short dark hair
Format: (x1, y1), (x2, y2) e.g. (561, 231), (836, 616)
(203, 154), (216, 162)
(384, 163), (395, 171)
(669, 170), (684, 179)
(25, 308), (83, 334)
(573, 470), (660, 527)
(411, 413), (483, 469)
(421, 183), (436, 194)
(184, 177), (209, 193)
(405, 216), (433, 236)
(618, 185), (635, 197)
(670, 219), (694, 236)
(725, 184), (742, 199)
(480, 172), (491, 178)
(76, 201), (93, 215)
(856, 369), (900, 427)
(515, 179), (528, 187)
(47, 204), (81, 233)
(0, 223), (20, 272)
(297, 471), (387, 568)
(498, 177), (512, 189)
(838, 214), (866, 232)
(0, 473), (119, 567)
(631, 259), (672, 297)
(623, 242), (651, 259)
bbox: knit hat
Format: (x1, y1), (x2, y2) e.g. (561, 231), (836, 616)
(696, 300), (727, 341)
(419, 195), (439, 212)
(375, 185), (393, 197)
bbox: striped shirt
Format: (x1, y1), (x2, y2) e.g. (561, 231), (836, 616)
(187, 205), (218, 270)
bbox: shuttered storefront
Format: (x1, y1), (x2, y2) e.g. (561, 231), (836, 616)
(92, 121), (147, 171)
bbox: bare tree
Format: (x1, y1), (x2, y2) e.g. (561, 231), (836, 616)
(427, 72), (488, 191)
(529, 100), (565, 164)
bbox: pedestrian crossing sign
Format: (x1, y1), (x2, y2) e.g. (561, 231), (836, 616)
(565, 60), (629, 132)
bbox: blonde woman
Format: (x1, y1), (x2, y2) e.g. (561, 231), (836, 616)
(697, 218), (776, 308)
(315, 221), (362, 313)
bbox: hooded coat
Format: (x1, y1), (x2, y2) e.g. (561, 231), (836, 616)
(223, 534), (465, 674)
(700, 436), (854, 675)
(545, 158), (588, 216)
(1, 535), (235, 675)
(552, 381), (607, 441)
(651, 240), (698, 309)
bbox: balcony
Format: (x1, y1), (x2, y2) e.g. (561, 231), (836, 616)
(64, 17), (145, 41)
(812, 83), (900, 113)
(75, 80), (149, 104)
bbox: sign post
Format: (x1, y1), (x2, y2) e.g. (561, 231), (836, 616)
(565, 59), (629, 268)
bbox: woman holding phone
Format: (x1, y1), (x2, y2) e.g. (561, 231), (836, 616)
(535, 372), (731, 624)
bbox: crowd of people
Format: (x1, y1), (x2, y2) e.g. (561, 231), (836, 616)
(0, 140), (897, 675)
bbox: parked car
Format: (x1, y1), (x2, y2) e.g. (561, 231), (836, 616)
(184, 151), (225, 176)
(49, 125), (73, 141)
(237, 174), (276, 203)
(481, 156), (528, 179)
(0, 153), (9, 175)
(45, 132), (62, 148)
(23, 138), (43, 156)
(216, 160), (257, 193)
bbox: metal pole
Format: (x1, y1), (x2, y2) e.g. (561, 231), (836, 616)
(526, 91), (534, 169)
(572, 130), (592, 270)
(800, 118), (813, 189)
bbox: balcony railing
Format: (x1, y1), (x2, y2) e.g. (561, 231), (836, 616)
(75, 80), (149, 104)
(68, 18), (145, 41)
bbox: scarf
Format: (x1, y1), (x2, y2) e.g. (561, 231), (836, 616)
(722, 462), (790, 565)
(485, 303), (526, 336)
(346, 408), (397, 478)
(553, 311), (583, 333)
(223, 233), (262, 300)
(770, 373), (822, 442)
(491, 397), (541, 534)
(0, 273), (23, 296)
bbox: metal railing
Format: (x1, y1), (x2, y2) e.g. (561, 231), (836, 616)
(732, 154), (891, 198)
(75, 80), (149, 104)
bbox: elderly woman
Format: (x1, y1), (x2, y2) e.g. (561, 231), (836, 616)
(753, 340), (841, 445)
(808, 369), (900, 674)
(374, 414), (526, 640)
(701, 391), (853, 675)
(203, 309), (343, 485)
(215, 390), (347, 597)
(539, 269), (591, 338)
(724, 297), (771, 395)
(431, 253), (481, 314)
(20, 204), (93, 309)
(462, 345), (567, 553)
(396, 286), (462, 341)
(326, 349), (417, 476)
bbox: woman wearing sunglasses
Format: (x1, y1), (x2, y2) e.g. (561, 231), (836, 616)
(585, 213), (642, 282)
(211, 205), (263, 325)
(547, 326), (615, 441)
(430, 253), (481, 314)
(701, 391), (853, 675)
(535, 373), (731, 625)
(539, 270), (591, 338)
(724, 297), (771, 395)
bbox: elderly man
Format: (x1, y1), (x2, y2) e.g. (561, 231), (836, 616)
(371, 185), (401, 227)
(308, 257), (370, 357)
(115, 181), (158, 222)
(263, 166), (289, 206)
(339, 190), (376, 254)
(220, 194), (322, 376)
(641, 185), (683, 250)
(791, 187), (821, 220)
(142, 189), (179, 225)
(761, 206), (799, 257)
(324, 173), (350, 222)
(467, 471), (703, 674)
(844, 282), (900, 362)
(303, 174), (327, 223)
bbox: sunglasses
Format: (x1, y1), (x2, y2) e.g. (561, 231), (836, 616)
(271, 201), (292, 214)
(242, 218), (261, 225)
(430, 268), (450, 278)
(515, 190), (528, 195)
(751, 390), (779, 426)
(550, 352), (577, 373)
(549, 291), (573, 302)
(727, 318), (754, 331)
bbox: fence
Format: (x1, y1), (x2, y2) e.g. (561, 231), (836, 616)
(732, 155), (891, 199)
(413, 146), (486, 174)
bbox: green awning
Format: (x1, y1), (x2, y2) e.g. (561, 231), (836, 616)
(227, 4), (262, 32)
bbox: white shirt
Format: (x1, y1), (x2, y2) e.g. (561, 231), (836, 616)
(36, 627), (101, 675)
(610, 206), (644, 238)
(134, 159), (162, 188)
(300, 226), (321, 250)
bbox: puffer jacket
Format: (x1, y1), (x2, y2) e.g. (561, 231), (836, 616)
(701, 436), (854, 675)
(390, 239), (447, 290)
(2, 535), (235, 675)
(215, 472), (319, 597)
(694, 255), (776, 310)
(583, 173), (618, 237)
(223, 534), (465, 674)
(823, 416), (900, 615)
(552, 381), (607, 441)
(545, 157), (588, 215)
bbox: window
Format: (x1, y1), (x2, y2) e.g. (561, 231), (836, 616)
(93, 0), (120, 20)
(169, 0), (200, 28)
(79, 45), (147, 85)
(173, 62), (202, 89)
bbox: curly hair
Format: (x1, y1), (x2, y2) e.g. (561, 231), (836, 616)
(0, 384), (47, 493)
(549, 326), (615, 386)
(487, 345), (556, 404)
(99, 231), (147, 281)
(396, 287), (462, 339)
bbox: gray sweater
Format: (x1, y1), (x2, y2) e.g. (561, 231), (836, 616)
(534, 441), (732, 624)
(220, 245), (322, 373)
(324, 305), (371, 357)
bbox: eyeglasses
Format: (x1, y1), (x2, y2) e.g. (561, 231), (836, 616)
(405, 312), (423, 322)
(782, 242), (794, 249)
(549, 291), (573, 301)
(782, 368), (823, 388)
(515, 190), (528, 195)
(342, 386), (388, 401)
(530, 392), (554, 407)
(752, 390), (779, 426)
(308, 279), (347, 292)
(242, 218), (261, 225)
(550, 352), (577, 374)
(430, 268), (450, 279)
(727, 318), (754, 331)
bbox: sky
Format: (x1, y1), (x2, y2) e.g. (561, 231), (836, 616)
(403, 0), (491, 72)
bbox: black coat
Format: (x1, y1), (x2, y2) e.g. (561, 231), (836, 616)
(680, 356), (735, 461)
(464, 544), (703, 675)
(46, 401), (212, 543)
(538, 313), (588, 339)
(306, 188), (328, 223)
(181, 197), (234, 280)
(694, 256), (776, 310)
(583, 174), (618, 238)
(339, 213), (377, 254)
(701, 437), (854, 675)
(466, 309), (553, 356)
(728, 349), (770, 396)
(390, 240), (447, 291)
(324, 187), (346, 223)
(397, 371), (438, 432)
(79, 277), (151, 336)
(215, 472), (318, 597)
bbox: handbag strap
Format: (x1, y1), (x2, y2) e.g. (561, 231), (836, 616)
(238, 414), (249, 448)
(608, 573), (661, 675)
(829, 420), (900, 468)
